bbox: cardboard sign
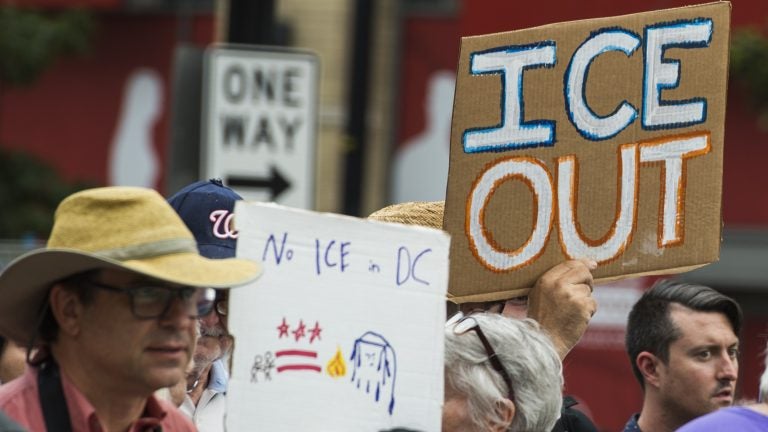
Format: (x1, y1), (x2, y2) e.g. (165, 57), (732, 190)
(226, 202), (450, 431)
(444, 2), (730, 302)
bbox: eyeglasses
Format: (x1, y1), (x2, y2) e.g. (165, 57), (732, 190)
(450, 313), (515, 402)
(213, 293), (228, 316)
(84, 278), (216, 319)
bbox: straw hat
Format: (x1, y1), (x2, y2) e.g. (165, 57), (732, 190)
(367, 201), (445, 230)
(0, 187), (262, 344)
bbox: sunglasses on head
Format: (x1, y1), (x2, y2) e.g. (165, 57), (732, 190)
(448, 311), (515, 402)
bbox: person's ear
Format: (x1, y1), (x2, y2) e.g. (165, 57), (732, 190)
(637, 351), (662, 388)
(490, 398), (516, 432)
(49, 284), (85, 337)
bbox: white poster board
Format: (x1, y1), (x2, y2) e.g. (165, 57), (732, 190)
(227, 202), (450, 431)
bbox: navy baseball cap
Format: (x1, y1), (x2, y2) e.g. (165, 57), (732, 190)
(167, 178), (242, 259)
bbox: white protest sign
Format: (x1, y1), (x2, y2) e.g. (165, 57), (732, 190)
(227, 202), (450, 432)
(202, 46), (318, 209)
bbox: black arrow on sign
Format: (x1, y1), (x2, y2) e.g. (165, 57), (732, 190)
(227, 165), (292, 201)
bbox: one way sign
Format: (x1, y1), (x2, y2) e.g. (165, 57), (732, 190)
(202, 45), (319, 209)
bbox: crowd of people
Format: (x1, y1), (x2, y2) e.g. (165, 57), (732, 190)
(0, 181), (762, 432)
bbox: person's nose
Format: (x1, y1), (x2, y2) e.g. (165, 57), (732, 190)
(716, 354), (738, 382)
(159, 295), (196, 330)
(200, 308), (221, 327)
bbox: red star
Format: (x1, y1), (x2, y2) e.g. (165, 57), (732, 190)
(277, 317), (290, 339)
(292, 320), (306, 342)
(309, 321), (322, 343)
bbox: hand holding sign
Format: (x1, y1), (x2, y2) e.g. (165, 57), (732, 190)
(527, 259), (597, 360)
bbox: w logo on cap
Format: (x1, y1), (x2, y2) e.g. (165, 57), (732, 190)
(210, 209), (239, 239)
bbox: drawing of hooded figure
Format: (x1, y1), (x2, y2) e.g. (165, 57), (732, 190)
(350, 331), (397, 415)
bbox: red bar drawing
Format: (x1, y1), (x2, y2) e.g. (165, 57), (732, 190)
(275, 350), (317, 358)
(277, 364), (322, 373)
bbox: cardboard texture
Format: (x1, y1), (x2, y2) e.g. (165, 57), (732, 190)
(445, 2), (730, 302)
(226, 202), (450, 431)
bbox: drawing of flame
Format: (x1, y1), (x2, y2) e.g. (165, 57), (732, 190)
(326, 346), (347, 377)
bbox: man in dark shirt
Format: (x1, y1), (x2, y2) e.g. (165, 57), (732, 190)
(622, 280), (741, 432)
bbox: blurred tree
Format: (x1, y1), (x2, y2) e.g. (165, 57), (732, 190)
(730, 28), (768, 128)
(0, 7), (94, 85)
(0, 148), (93, 238)
(0, 7), (96, 239)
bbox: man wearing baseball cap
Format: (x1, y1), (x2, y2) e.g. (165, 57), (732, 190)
(0, 187), (261, 431)
(167, 179), (243, 431)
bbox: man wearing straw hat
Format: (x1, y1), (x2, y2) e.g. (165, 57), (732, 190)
(0, 187), (261, 431)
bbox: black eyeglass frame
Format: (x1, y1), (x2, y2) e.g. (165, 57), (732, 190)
(453, 314), (516, 402)
(83, 278), (215, 320)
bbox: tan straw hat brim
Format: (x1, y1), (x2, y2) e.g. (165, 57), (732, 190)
(368, 201), (445, 230)
(0, 186), (265, 344)
(0, 247), (260, 345)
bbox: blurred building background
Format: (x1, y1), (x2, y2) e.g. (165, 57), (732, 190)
(0, 0), (766, 430)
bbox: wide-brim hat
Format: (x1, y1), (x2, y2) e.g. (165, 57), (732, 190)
(0, 187), (262, 344)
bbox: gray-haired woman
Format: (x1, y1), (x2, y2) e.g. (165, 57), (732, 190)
(443, 312), (563, 432)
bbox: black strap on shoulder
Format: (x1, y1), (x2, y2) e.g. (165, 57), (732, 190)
(38, 359), (72, 432)
(562, 395), (579, 410)
(551, 395), (599, 432)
